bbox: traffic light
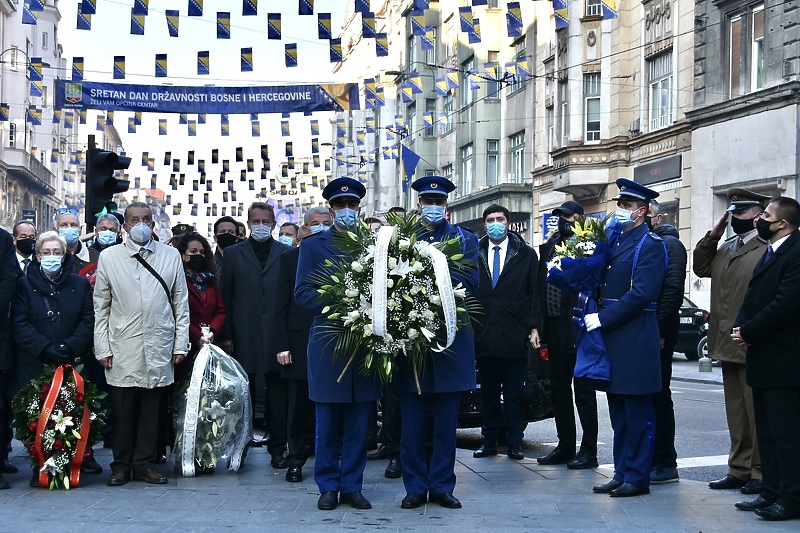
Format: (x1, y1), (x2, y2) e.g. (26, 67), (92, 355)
(85, 148), (131, 227)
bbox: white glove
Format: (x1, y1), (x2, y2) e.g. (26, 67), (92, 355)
(584, 313), (601, 332)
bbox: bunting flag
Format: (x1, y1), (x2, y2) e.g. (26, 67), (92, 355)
(401, 83), (413, 103)
(362, 12), (376, 38)
(188, 0), (203, 17)
(249, 180), (255, 191)
(106, 111), (114, 126)
(29, 58), (43, 81)
(507, 2), (522, 28)
(22, 2), (38, 25)
(285, 44), (298, 68)
(311, 138), (319, 153)
(113, 56), (125, 79)
(72, 57), (84, 81)
(375, 33), (389, 57)
(285, 142), (293, 157)
(77, 5), (92, 30)
(247, 159), (255, 171)
(188, 151), (195, 165)
(166, 10), (179, 37)
(64, 112), (74, 129)
(174, 159), (181, 172)
(241, 170), (247, 181)
(472, 0), (488, 4)
(241, 48), (253, 72)
(252, 121), (260, 136)
(365, 116), (375, 133)
(221, 123), (230, 136)
(179, 113), (188, 124)
(128, 117), (136, 133)
(438, 112), (448, 130)
(391, 147), (399, 160)
(409, 72), (423, 94)
(212, 149), (219, 163)
(50, 149), (59, 164)
(221, 114), (229, 125)
(375, 86), (385, 107)
(133, 0), (149, 15)
(217, 12), (231, 39)
(155, 54), (168, 77)
(52, 110), (61, 124)
(318, 13), (331, 39)
(336, 118), (346, 137)
(516, 58), (531, 80)
(79, 110), (87, 124)
(363, 78), (376, 101)
(414, 0), (429, 8)
(356, 129), (366, 147)
(134, 112), (142, 125)
(142, 152), (149, 167)
(505, 60), (517, 79)
(130, 11), (145, 35)
(243, 0), (257, 16)
(422, 26), (435, 51)
(423, 112), (433, 129)
(263, 158), (271, 170)
(446, 70), (460, 89)
(153, 176), (160, 189)
(260, 145), (269, 160)
(506, 12), (522, 38)
(329, 39), (342, 63)
(313, 155), (320, 167)
(191, 205), (198, 217)
(159, 119), (167, 135)
(135, 178), (141, 189)
(30, 80), (43, 98)
(281, 120), (290, 136)
(164, 152), (172, 165)
(235, 147), (243, 162)
(553, 0), (568, 29)
(198, 159), (205, 172)
(268, 13), (281, 39)
(299, 0), (313, 16)
(435, 76), (447, 97)
(354, 0), (370, 14)
(469, 71), (481, 90)
(469, 18), (482, 43)
(310, 119), (319, 136)
(459, 7), (474, 32)
(602, 0), (618, 19)
(411, 10), (425, 36)
(198, 114), (206, 124)
(26, 106), (42, 125)
(188, 120), (197, 136)
(96, 116), (105, 131)
(484, 62), (497, 81)
(223, 160), (230, 172)
(394, 115), (405, 133)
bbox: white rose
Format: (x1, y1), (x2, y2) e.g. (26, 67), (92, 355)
(345, 289), (359, 298)
(387, 279), (394, 288)
(413, 261), (425, 273)
(399, 239), (411, 250)
(388, 257), (398, 269)
(408, 328), (419, 340)
(429, 294), (441, 306)
(351, 261), (364, 273)
(410, 286), (419, 295)
(363, 324), (374, 336)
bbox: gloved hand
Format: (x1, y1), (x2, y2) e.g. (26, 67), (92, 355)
(40, 344), (69, 364)
(55, 344), (74, 359)
(584, 313), (602, 332)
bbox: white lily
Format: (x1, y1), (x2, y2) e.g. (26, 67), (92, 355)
(205, 400), (227, 420)
(50, 411), (74, 434)
(40, 456), (60, 475)
(343, 310), (361, 326)
(453, 283), (467, 299)
(389, 257), (413, 278)
(420, 327), (436, 341)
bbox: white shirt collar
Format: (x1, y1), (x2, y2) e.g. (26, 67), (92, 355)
(770, 233), (791, 252)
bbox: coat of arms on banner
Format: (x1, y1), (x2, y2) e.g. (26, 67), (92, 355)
(65, 83), (83, 104)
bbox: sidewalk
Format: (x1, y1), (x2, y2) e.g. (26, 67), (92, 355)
(0, 441), (794, 532)
(671, 357), (724, 386)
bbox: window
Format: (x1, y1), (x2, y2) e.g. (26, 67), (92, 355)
(424, 169), (436, 176)
(751, 6), (765, 91)
(461, 56), (476, 107)
(547, 107), (555, 155)
(9, 47), (18, 71)
(648, 51), (673, 131)
(487, 51), (500, 99)
(408, 35), (418, 67)
(424, 99), (436, 137)
(407, 102), (416, 138)
(586, 0), (602, 17)
(442, 163), (453, 183)
(487, 140), (499, 186)
(443, 92), (453, 134)
(42, 32), (48, 50)
(42, 85), (47, 107)
(40, 150), (46, 165)
(510, 38), (526, 93)
(489, 0), (499, 7)
(8, 123), (16, 148)
(425, 27), (437, 65)
(460, 144), (473, 195)
(510, 131), (525, 183)
(444, 15), (455, 61)
(584, 73), (601, 142)
(729, 3), (765, 98)
(559, 81), (569, 145)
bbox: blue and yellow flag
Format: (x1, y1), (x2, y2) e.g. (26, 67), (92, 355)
(299, 0), (313, 16)
(362, 12), (376, 38)
(446, 70), (459, 89)
(72, 57), (84, 82)
(131, 11), (145, 35)
(401, 145), (421, 193)
(155, 54), (167, 78)
(179, 113), (188, 124)
(159, 119), (167, 135)
(423, 111), (433, 130)
(505, 60), (517, 79)
(313, 155), (320, 167)
(188, 151), (195, 165)
(198, 159), (205, 172)
(113, 56), (125, 79)
(212, 149), (219, 163)
(252, 121), (260, 137)
(96, 116), (105, 131)
(506, 12), (522, 37)
(217, 12), (231, 39)
(134, 112), (142, 125)
(268, 13), (281, 39)
(166, 10), (179, 37)
(241, 47), (253, 72)
(375, 86), (385, 107)
(330, 39), (342, 63)
(311, 138), (319, 153)
(198, 113), (206, 124)
(285, 44), (298, 67)
(127, 117), (136, 133)
(409, 72), (423, 94)
(243, 0), (258, 16)
(281, 120), (290, 137)
(236, 147), (243, 162)
(375, 34), (388, 57)
(188, 120), (197, 136)
(79, 110), (87, 124)
(142, 152), (149, 166)
(516, 58), (531, 80)
(1, 103), (11, 121)
(401, 83), (413, 103)
(223, 159), (230, 172)
(414, 0), (429, 9)
(354, 0), (370, 14)
(51, 149), (59, 164)
(285, 142), (293, 157)
(261, 145), (269, 160)
(318, 13), (331, 39)
(30, 80), (43, 98)
(221, 123), (229, 136)
(164, 152), (172, 165)
(469, 18), (481, 44)
(77, 5), (92, 30)
(188, 0), (203, 17)
(310, 119), (319, 135)
(52, 110), (61, 124)
(553, 0), (569, 29)
(459, 7), (473, 32)
(173, 159), (181, 172)
(410, 10), (425, 36)
(133, 0), (148, 15)
(106, 111), (114, 126)
(240, 170), (247, 181)
(26, 105), (42, 125)
(29, 58), (42, 81)
(22, 2), (39, 25)
(247, 159), (255, 172)
(602, 0), (618, 19)
(422, 26), (435, 51)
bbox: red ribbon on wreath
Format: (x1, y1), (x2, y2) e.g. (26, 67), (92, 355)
(33, 365), (91, 488)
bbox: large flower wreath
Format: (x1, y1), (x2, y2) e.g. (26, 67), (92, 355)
(12, 364), (109, 489)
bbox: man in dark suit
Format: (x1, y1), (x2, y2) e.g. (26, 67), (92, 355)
(732, 196), (800, 521)
(0, 228), (19, 489)
(220, 202), (292, 465)
(473, 204), (541, 462)
(295, 178), (382, 511)
(588, 179), (666, 498)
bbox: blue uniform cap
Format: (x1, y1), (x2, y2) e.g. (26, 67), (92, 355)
(411, 175), (456, 198)
(612, 178), (660, 202)
(322, 177), (366, 202)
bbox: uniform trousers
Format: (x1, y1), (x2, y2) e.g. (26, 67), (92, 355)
(109, 386), (164, 473)
(314, 401), (370, 494)
(721, 361), (761, 480)
(285, 379), (315, 467)
(400, 391), (461, 495)
(607, 392), (654, 488)
(651, 341), (678, 469)
(379, 377), (402, 458)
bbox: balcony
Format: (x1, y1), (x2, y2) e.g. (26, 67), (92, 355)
(4, 147), (57, 196)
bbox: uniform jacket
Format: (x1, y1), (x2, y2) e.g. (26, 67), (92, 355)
(597, 223), (666, 395)
(475, 231), (541, 359)
(273, 247), (313, 381)
(93, 238), (190, 388)
(11, 258), (94, 394)
(652, 224), (687, 347)
(735, 230), (800, 388)
(0, 228), (18, 371)
(396, 221), (479, 394)
(295, 228), (382, 403)
(693, 231), (767, 363)
(220, 238), (290, 374)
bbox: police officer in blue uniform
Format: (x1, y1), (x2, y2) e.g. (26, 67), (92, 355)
(586, 179), (667, 498)
(295, 177), (382, 511)
(398, 176), (479, 510)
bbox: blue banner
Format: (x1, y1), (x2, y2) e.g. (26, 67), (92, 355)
(55, 80), (360, 114)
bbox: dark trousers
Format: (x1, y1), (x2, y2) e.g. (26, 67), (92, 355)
(0, 370), (12, 462)
(607, 392), (655, 488)
(545, 316), (598, 455)
(247, 372), (268, 429)
(651, 342), (678, 469)
(110, 386), (164, 473)
(314, 401), (370, 494)
(285, 379), (315, 467)
(265, 372), (288, 457)
(752, 386), (800, 512)
(476, 357), (526, 447)
(379, 377), (402, 457)
(400, 391), (461, 495)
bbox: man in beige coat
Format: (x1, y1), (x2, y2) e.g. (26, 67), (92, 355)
(694, 188), (768, 495)
(94, 202), (189, 486)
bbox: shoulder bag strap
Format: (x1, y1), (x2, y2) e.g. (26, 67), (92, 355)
(134, 252), (172, 302)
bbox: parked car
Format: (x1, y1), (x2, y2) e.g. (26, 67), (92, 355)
(675, 297), (709, 360)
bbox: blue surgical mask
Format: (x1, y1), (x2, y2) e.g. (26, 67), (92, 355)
(250, 223), (272, 242)
(486, 222), (507, 241)
(309, 224), (326, 235)
(279, 235), (294, 247)
(334, 208), (358, 229)
(40, 255), (62, 275)
(59, 228), (80, 246)
(97, 230), (117, 247)
(421, 205), (446, 226)
(613, 207), (638, 229)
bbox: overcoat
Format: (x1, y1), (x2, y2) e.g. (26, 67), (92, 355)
(273, 247), (313, 381)
(0, 229), (18, 371)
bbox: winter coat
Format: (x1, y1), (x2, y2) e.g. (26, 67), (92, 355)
(93, 238), (190, 388)
(0, 228), (19, 371)
(693, 230), (767, 363)
(475, 232), (541, 359)
(652, 224), (687, 347)
(273, 247), (313, 381)
(177, 272), (226, 381)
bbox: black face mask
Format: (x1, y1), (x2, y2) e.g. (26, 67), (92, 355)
(755, 218), (778, 241)
(185, 254), (208, 271)
(557, 218), (574, 238)
(215, 233), (237, 250)
(644, 216), (654, 231)
(730, 215), (756, 235)
(15, 238), (35, 256)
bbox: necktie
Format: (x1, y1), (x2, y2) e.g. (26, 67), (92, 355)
(22, 258), (30, 274)
(491, 246), (501, 287)
(765, 245), (775, 263)
(736, 238), (744, 251)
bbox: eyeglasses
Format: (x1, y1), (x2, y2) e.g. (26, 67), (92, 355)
(56, 208), (79, 215)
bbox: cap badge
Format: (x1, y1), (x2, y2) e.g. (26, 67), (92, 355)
(341, 185), (348, 191)
(431, 183), (438, 188)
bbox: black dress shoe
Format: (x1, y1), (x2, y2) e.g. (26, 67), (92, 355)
(735, 495), (775, 511)
(340, 491), (372, 509)
(401, 492), (427, 509)
(317, 491), (338, 510)
(0, 474), (8, 490)
(536, 447), (575, 465)
(285, 465), (302, 483)
(270, 454), (288, 469)
(107, 470), (129, 487)
(81, 455), (103, 474)
(367, 445), (388, 461)
(1, 460), (18, 474)
(592, 479), (623, 494)
(567, 451), (598, 470)
(384, 458), (401, 479)
(708, 474), (746, 490)
(740, 479), (763, 494)
(507, 447), (524, 460)
(473, 444), (498, 458)
(429, 492), (462, 509)
(755, 502), (800, 521)
(610, 483), (650, 497)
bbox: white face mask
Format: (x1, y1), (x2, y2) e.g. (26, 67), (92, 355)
(128, 222), (153, 243)
(250, 223), (272, 242)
